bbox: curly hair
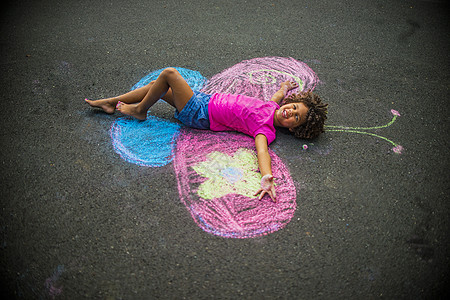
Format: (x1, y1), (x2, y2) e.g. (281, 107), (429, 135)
(283, 90), (328, 139)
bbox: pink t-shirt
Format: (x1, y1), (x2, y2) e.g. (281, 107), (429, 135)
(208, 93), (279, 144)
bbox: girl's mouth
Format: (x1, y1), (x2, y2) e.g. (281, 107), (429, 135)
(282, 110), (288, 119)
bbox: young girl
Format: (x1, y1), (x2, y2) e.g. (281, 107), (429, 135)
(86, 67), (328, 202)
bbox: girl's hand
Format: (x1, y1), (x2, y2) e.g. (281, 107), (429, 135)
(270, 81), (299, 103)
(254, 174), (277, 202)
(281, 80), (299, 92)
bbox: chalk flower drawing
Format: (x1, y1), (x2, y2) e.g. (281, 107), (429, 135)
(175, 130), (297, 239)
(192, 149), (261, 199)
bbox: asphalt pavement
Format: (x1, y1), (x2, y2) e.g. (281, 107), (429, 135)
(1, 0), (449, 298)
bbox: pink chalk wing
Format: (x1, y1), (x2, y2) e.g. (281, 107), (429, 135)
(174, 130), (297, 238)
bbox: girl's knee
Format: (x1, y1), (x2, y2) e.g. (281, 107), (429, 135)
(161, 67), (180, 79)
(158, 68), (181, 85)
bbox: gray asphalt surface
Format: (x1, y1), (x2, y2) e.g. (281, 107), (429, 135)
(1, 0), (449, 298)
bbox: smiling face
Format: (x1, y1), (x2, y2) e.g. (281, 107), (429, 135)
(274, 102), (309, 130)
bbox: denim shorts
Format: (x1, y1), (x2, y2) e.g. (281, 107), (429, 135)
(174, 91), (211, 129)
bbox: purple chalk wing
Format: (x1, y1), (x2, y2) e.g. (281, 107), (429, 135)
(201, 56), (318, 101)
(174, 130), (297, 238)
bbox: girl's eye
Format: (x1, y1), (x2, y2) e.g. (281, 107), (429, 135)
(296, 115), (299, 122)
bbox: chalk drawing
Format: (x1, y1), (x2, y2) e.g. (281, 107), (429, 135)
(105, 57), (403, 238)
(44, 265), (64, 299)
(109, 67), (207, 167)
(131, 67), (207, 91)
(174, 130), (296, 239)
(201, 56), (318, 101)
(326, 109), (403, 154)
(110, 116), (181, 167)
(110, 58), (315, 169)
(192, 148), (261, 199)
(174, 57), (311, 238)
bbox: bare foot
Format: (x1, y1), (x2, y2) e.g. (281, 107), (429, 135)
(85, 98), (116, 114)
(116, 101), (147, 120)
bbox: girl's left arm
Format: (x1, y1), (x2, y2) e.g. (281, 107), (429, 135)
(254, 134), (276, 202)
(269, 80), (299, 104)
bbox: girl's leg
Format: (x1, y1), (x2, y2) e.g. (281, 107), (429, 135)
(117, 68), (193, 120)
(85, 83), (155, 114)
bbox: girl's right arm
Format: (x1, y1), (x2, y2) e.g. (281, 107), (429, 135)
(254, 134), (276, 202)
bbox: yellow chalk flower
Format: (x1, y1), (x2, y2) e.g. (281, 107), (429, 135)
(192, 148), (261, 199)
